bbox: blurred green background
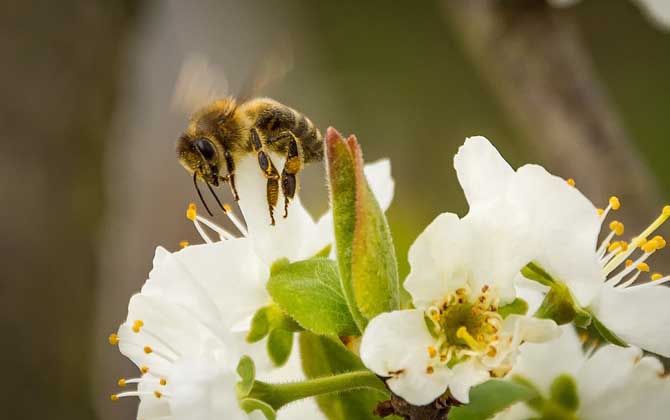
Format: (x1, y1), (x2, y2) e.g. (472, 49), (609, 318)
(1, 0), (668, 419)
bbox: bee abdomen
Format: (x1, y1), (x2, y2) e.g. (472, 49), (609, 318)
(292, 112), (323, 163)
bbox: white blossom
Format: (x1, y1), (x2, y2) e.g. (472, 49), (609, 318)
(111, 154), (394, 419)
(495, 327), (670, 420)
(360, 141), (560, 406)
(455, 137), (670, 357)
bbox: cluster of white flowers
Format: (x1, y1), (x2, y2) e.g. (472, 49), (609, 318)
(109, 155), (393, 420)
(110, 135), (669, 419)
(360, 137), (670, 417)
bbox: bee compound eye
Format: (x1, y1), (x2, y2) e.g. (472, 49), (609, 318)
(195, 138), (216, 160)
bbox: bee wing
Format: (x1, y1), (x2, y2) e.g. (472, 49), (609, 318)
(171, 52), (231, 116)
(238, 37), (294, 102)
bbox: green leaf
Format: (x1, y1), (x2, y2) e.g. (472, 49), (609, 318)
(267, 328), (294, 367)
(236, 356), (256, 397)
(299, 332), (396, 420)
(239, 398), (276, 420)
(325, 128), (399, 330)
(267, 257), (359, 336)
(550, 374), (579, 411)
(246, 304), (301, 344)
(448, 380), (538, 420)
(587, 312), (628, 347)
(498, 298), (529, 319)
(270, 258), (290, 276)
(314, 244), (332, 258)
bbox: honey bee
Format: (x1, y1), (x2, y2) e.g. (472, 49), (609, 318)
(173, 49), (323, 225)
(176, 97), (323, 225)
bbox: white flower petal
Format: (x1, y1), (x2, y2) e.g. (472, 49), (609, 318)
(235, 154), (320, 263)
(404, 213), (471, 308)
(634, 0), (670, 29)
(168, 355), (247, 420)
(577, 345), (670, 420)
(137, 379), (172, 419)
(141, 246), (224, 332)
(173, 240), (269, 333)
(509, 164), (603, 306)
(449, 360), (490, 403)
(591, 283), (670, 357)
(363, 158), (395, 212)
(507, 326), (583, 395)
(503, 315), (560, 344)
(453, 136), (514, 211)
(360, 310), (450, 405)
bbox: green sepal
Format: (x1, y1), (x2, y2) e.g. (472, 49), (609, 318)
(527, 263), (592, 328)
(498, 298), (529, 319)
(236, 355), (256, 397)
(550, 374), (579, 411)
(267, 328), (294, 367)
(239, 398), (276, 420)
(587, 312), (629, 347)
(521, 262), (555, 287)
(447, 379), (538, 420)
(325, 128), (400, 331)
(267, 257), (359, 336)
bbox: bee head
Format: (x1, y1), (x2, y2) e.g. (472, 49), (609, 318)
(176, 134), (221, 186)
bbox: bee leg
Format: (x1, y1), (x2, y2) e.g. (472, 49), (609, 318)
(251, 128), (280, 225)
(223, 150), (239, 201)
(273, 132), (303, 218)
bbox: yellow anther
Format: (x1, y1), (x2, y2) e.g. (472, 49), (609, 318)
(637, 263), (650, 272)
(179, 240), (189, 248)
(431, 312), (440, 322)
(652, 273), (664, 281)
(642, 241), (658, 254)
(609, 196), (621, 210)
(618, 242), (629, 253)
(567, 178), (576, 187)
(108, 333), (119, 345)
(427, 346), (437, 358)
(609, 221), (624, 236)
(140, 366), (149, 374)
(664, 205), (670, 216)
(143, 346), (153, 354)
(186, 203), (197, 221)
(154, 391), (162, 399)
(487, 346), (498, 358)
(625, 259), (634, 267)
(160, 378), (167, 386)
(223, 203), (232, 213)
(426, 366), (434, 375)
(110, 394), (119, 402)
(608, 241), (624, 252)
(651, 236), (666, 249)
(117, 378), (127, 387)
(132, 320), (144, 333)
(597, 208), (605, 216)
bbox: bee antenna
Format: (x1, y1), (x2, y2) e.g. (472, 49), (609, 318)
(205, 180), (226, 213)
(193, 172), (214, 217)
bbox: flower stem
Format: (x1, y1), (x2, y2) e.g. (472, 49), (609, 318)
(249, 370), (388, 410)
